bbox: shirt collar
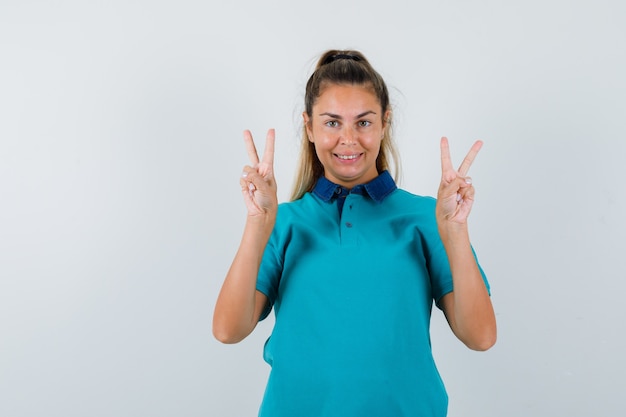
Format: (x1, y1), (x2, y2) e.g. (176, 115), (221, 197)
(312, 170), (397, 203)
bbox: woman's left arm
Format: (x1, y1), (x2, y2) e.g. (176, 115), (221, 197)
(436, 137), (497, 351)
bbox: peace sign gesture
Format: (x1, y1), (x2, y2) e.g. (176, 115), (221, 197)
(436, 137), (483, 225)
(240, 129), (277, 218)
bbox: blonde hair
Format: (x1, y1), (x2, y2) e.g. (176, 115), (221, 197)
(290, 50), (401, 201)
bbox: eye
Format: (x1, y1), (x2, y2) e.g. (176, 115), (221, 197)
(358, 120), (372, 127)
(325, 120), (339, 128)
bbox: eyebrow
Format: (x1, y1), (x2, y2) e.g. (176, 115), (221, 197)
(318, 110), (378, 119)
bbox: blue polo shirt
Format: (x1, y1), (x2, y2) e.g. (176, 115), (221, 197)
(256, 171), (489, 417)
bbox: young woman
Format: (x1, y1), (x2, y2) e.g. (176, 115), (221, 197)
(213, 49), (496, 417)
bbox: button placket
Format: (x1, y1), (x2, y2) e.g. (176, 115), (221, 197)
(340, 194), (358, 247)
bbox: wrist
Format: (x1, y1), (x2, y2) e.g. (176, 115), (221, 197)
(437, 221), (470, 247)
(246, 211), (276, 233)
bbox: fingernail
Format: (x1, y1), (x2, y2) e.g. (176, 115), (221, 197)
(456, 193), (462, 202)
(465, 177), (472, 184)
(248, 183), (256, 191)
(242, 172), (248, 178)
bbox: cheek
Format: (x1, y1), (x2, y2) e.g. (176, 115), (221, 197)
(313, 141), (330, 159)
(312, 131), (336, 148)
(365, 134), (383, 150)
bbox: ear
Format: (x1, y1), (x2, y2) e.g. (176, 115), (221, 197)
(302, 111), (313, 142)
(383, 110), (392, 130)
(383, 110), (391, 137)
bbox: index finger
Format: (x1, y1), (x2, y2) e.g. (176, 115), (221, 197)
(243, 130), (260, 166)
(457, 140), (483, 176)
(440, 136), (454, 173)
(261, 129), (275, 166)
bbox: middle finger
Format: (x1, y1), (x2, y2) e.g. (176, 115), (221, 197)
(243, 130), (260, 166)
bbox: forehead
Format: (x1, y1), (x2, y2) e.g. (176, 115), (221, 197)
(314, 83), (381, 112)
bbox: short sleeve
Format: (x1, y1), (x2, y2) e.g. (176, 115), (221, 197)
(418, 198), (490, 308)
(429, 241), (491, 307)
(256, 216), (285, 321)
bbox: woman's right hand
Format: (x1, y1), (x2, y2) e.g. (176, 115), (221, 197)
(240, 129), (277, 218)
(212, 129), (276, 344)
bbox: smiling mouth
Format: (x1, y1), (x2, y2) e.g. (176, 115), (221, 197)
(335, 153), (362, 160)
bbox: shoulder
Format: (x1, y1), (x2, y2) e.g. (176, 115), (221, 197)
(268, 194), (333, 248)
(276, 193), (319, 216)
(377, 189), (441, 235)
(273, 193), (328, 230)
(391, 188), (435, 202)
(386, 188), (437, 212)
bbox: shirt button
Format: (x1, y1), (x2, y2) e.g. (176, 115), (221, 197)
(335, 187), (342, 194)
(345, 222), (353, 228)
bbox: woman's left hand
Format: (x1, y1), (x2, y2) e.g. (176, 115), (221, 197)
(436, 137), (483, 225)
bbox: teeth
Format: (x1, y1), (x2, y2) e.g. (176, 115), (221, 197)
(337, 154), (358, 160)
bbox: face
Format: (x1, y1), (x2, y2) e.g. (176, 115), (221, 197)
(304, 83), (389, 189)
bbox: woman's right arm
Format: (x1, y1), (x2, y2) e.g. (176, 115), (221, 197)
(212, 129), (277, 344)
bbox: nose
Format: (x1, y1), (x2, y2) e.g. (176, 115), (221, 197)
(340, 126), (356, 145)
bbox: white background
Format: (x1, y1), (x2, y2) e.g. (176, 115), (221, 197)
(1, 1), (625, 416)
